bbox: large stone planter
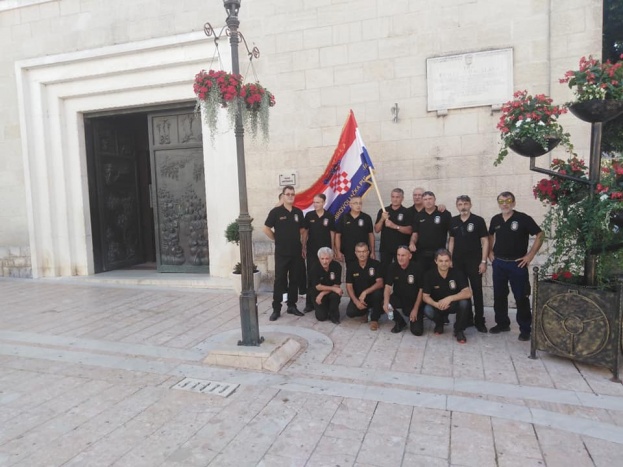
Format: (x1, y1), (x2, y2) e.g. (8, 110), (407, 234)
(530, 268), (623, 381)
(232, 271), (261, 295)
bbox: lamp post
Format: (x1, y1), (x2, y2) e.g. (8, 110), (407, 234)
(222, 0), (262, 346)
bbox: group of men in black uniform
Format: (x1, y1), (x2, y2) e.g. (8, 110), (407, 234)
(263, 185), (543, 344)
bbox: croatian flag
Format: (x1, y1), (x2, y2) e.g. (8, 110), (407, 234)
(294, 110), (375, 222)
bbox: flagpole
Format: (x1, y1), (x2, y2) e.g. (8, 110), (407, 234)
(368, 166), (386, 213)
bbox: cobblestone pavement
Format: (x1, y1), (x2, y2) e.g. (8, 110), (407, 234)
(1, 277), (622, 466)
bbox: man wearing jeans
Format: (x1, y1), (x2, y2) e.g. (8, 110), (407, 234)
(488, 191), (544, 341)
(422, 249), (472, 343)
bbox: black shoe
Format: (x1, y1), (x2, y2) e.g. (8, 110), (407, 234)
(412, 319), (424, 336)
(475, 323), (488, 333)
(330, 315), (341, 325)
(518, 332), (531, 341)
(287, 306), (304, 317)
(455, 330), (467, 344)
(303, 306), (314, 313)
(434, 323), (444, 335)
(489, 325), (511, 334)
(391, 321), (407, 333)
(269, 310), (280, 321)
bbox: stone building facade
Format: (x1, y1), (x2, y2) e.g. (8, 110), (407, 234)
(0, 0), (602, 292)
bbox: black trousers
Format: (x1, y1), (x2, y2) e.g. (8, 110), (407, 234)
(345, 289), (383, 322)
(389, 293), (424, 335)
(453, 254), (485, 325)
(423, 299), (470, 332)
(313, 291), (341, 322)
(272, 254), (303, 312)
(304, 253), (320, 308)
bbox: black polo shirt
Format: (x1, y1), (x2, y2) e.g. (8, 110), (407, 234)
(449, 213), (488, 258)
(304, 210), (335, 256)
(489, 211), (542, 259)
(385, 261), (422, 304)
(412, 209), (452, 252)
(423, 267), (469, 302)
(310, 260), (342, 290)
(264, 205), (304, 256)
(375, 205), (413, 254)
(346, 258), (382, 296)
(336, 212), (374, 258)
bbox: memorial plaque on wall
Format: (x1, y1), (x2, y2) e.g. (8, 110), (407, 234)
(427, 48), (513, 111)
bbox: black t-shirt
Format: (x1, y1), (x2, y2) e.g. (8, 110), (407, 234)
(336, 212), (374, 260)
(423, 267), (469, 302)
(488, 211), (542, 259)
(346, 258), (382, 296)
(385, 261), (422, 304)
(375, 205), (413, 254)
(309, 260), (342, 293)
(264, 205), (304, 256)
(449, 213), (488, 258)
(412, 209), (452, 252)
(304, 210), (335, 255)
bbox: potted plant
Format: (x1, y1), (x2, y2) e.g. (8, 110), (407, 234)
(193, 69), (242, 143)
(240, 82), (276, 142)
(225, 220), (261, 294)
(495, 90), (574, 166)
(559, 54), (623, 122)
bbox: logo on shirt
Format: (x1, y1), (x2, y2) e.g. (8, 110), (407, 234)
(434, 216), (441, 224)
(511, 221), (519, 231)
(358, 219), (364, 227)
(368, 267), (375, 276)
(330, 272), (336, 281)
(323, 218), (329, 227)
(279, 216), (287, 220)
(467, 223), (474, 232)
(397, 213), (404, 221)
(408, 274), (415, 284)
(449, 280), (457, 290)
(294, 214), (299, 222)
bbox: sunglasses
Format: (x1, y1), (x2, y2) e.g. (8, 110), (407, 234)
(497, 198), (514, 205)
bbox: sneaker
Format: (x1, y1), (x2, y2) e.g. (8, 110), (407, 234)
(269, 310), (280, 321)
(518, 332), (531, 341)
(475, 323), (488, 333)
(434, 323), (444, 335)
(360, 314), (369, 323)
(286, 306), (304, 317)
(455, 330), (467, 344)
(391, 321), (407, 333)
(370, 321), (379, 331)
(489, 325), (511, 334)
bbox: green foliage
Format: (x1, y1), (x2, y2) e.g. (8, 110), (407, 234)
(224, 220), (240, 245)
(232, 262), (259, 274)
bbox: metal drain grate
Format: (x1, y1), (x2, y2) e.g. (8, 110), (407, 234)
(171, 377), (239, 398)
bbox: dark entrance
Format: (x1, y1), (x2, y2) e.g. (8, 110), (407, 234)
(85, 107), (209, 274)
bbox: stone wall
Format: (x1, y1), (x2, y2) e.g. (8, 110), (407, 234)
(0, 246), (32, 278)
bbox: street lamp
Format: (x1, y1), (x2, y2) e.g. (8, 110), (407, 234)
(221, 0), (262, 346)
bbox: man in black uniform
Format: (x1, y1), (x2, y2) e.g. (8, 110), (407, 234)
(374, 188), (413, 275)
(335, 196), (375, 264)
(422, 249), (472, 343)
(448, 195), (489, 333)
(409, 191), (452, 276)
(263, 185), (305, 321)
(384, 246), (424, 335)
(302, 193), (336, 312)
(309, 247), (343, 324)
(488, 191), (544, 341)
(345, 242), (384, 330)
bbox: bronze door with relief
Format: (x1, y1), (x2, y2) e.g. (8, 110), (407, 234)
(149, 111), (209, 273)
(88, 118), (145, 272)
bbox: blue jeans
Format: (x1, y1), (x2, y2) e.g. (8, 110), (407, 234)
(423, 299), (470, 332)
(492, 258), (532, 334)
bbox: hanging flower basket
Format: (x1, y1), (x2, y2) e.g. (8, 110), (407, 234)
(508, 136), (561, 158)
(240, 82), (276, 142)
(193, 69), (242, 143)
(568, 99), (623, 123)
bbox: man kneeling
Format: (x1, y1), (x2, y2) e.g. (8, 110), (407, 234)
(422, 249), (472, 343)
(309, 247), (343, 324)
(345, 242), (384, 330)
